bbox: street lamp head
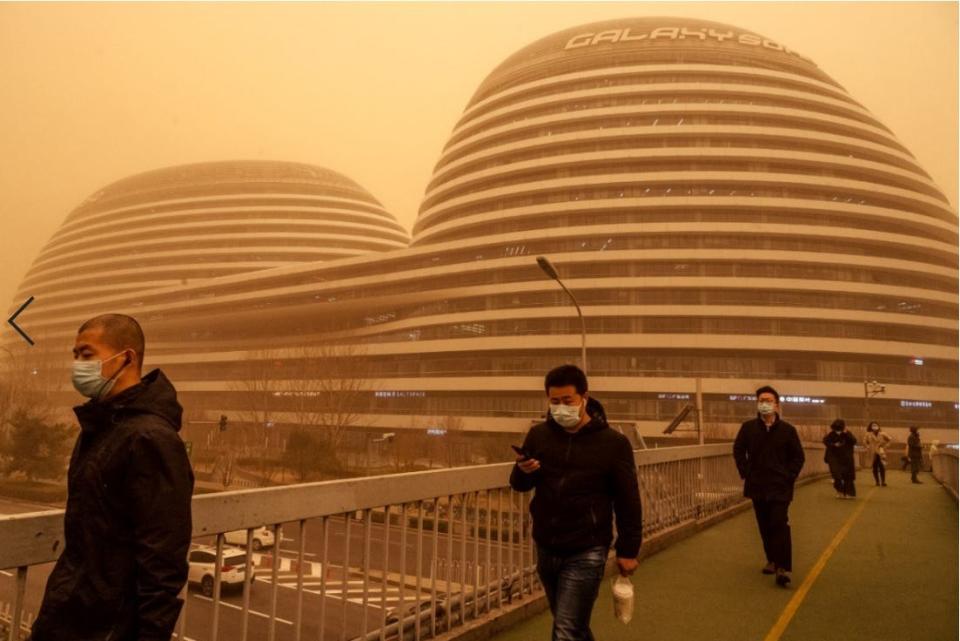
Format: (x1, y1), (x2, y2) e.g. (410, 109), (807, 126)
(865, 380), (886, 397)
(536, 256), (559, 280)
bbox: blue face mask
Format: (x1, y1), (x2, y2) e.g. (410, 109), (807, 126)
(71, 351), (130, 400)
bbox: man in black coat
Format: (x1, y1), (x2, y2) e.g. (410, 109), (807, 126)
(29, 314), (194, 641)
(733, 385), (805, 587)
(907, 426), (924, 484)
(510, 364), (642, 641)
(823, 419), (857, 498)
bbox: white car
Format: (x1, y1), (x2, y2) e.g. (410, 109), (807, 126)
(224, 526), (276, 551)
(188, 545), (255, 597)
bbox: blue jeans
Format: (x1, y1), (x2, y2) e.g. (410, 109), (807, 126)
(536, 545), (607, 641)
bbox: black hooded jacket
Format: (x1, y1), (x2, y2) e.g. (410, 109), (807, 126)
(509, 398), (643, 558)
(31, 369), (194, 641)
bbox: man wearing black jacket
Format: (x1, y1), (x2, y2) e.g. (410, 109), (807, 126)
(29, 314), (194, 641)
(907, 426), (924, 483)
(733, 385), (805, 588)
(510, 365), (642, 641)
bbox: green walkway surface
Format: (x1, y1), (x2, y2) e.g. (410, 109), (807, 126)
(495, 470), (958, 641)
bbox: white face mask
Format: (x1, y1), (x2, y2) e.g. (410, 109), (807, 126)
(550, 401), (582, 428)
(72, 351), (129, 400)
(757, 401), (776, 416)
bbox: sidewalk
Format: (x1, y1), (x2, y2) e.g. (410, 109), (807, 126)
(495, 470), (958, 641)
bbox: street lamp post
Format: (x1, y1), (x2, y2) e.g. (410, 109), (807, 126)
(536, 256), (587, 373)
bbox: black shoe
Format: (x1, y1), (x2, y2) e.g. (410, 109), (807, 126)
(762, 562), (776, 575)
(775, 570), (791, 587)
(912, 480), (923, 484)
(881, 482), (888, 486)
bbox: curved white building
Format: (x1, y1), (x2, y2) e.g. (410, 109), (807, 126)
(14, 160), (409, 308)
(6, 18), (957, 446)
(396, 17), (958, 437)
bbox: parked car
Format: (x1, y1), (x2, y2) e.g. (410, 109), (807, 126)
(224, 526), (276, 551)
(188, 545), (255, 597)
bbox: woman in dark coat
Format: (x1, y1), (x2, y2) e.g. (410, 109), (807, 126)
(823, 419), (857, 498)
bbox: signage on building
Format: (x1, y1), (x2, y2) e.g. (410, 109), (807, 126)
(563, 26), (814, 65)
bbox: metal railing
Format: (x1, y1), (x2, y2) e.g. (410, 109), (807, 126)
(931, 448), (959, 501)
(0, 601), (33, 641)
(0, 443), (829, 641)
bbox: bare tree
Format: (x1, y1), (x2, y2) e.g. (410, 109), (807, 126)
(276, 343), (374, 449)
(229, 349), (279, 446)
(0, 338), (67, 429)
(215, 451), (236, 489)
(478, 433), (511, 464)
(229, 344), (374, 480)
(392, 429), (432, 471)
(434, 415), (466, 467)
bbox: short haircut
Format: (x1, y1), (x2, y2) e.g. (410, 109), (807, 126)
(544, 364), (588, 395)
(755, 385), (780, 402)
(78, 314), (145, 366)
(831, 419), (845, 431)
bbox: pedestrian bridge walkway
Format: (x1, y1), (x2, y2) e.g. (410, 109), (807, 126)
(1, 445), (954, 641)
(495, 470), (958, 641)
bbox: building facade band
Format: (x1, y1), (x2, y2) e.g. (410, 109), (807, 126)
(6, 18), (958, 444)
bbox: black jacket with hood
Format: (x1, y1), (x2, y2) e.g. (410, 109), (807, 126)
(31, 369), (194, 641)
(733, 414), (805, 503)
(509, 398), (643, 558)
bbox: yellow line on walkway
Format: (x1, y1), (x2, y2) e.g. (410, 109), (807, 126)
(762, 487), (877, 641)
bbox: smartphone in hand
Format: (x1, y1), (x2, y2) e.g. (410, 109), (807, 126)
(511, 445), (529, 460)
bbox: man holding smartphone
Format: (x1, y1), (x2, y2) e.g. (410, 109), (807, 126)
(510, 364), (642, 641)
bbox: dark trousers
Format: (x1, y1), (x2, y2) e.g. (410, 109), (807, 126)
(536, 545), (607, 641)
(910, 457), (922, 481)
(872, 454), (886, 485)
(752, 499), (792, 572)
(832, 472), (856, 497)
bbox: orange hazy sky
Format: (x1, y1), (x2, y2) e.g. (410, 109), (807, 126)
(0, 1), (956, 316)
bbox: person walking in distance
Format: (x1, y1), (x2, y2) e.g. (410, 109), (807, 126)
(907, 426), (924, 484)
(823, 419), (857, 499)
(733, 386), (805, 587)
(864, 422), (892, 486)
(28, 314), (194, 641)
(510, 364), (642, 641)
